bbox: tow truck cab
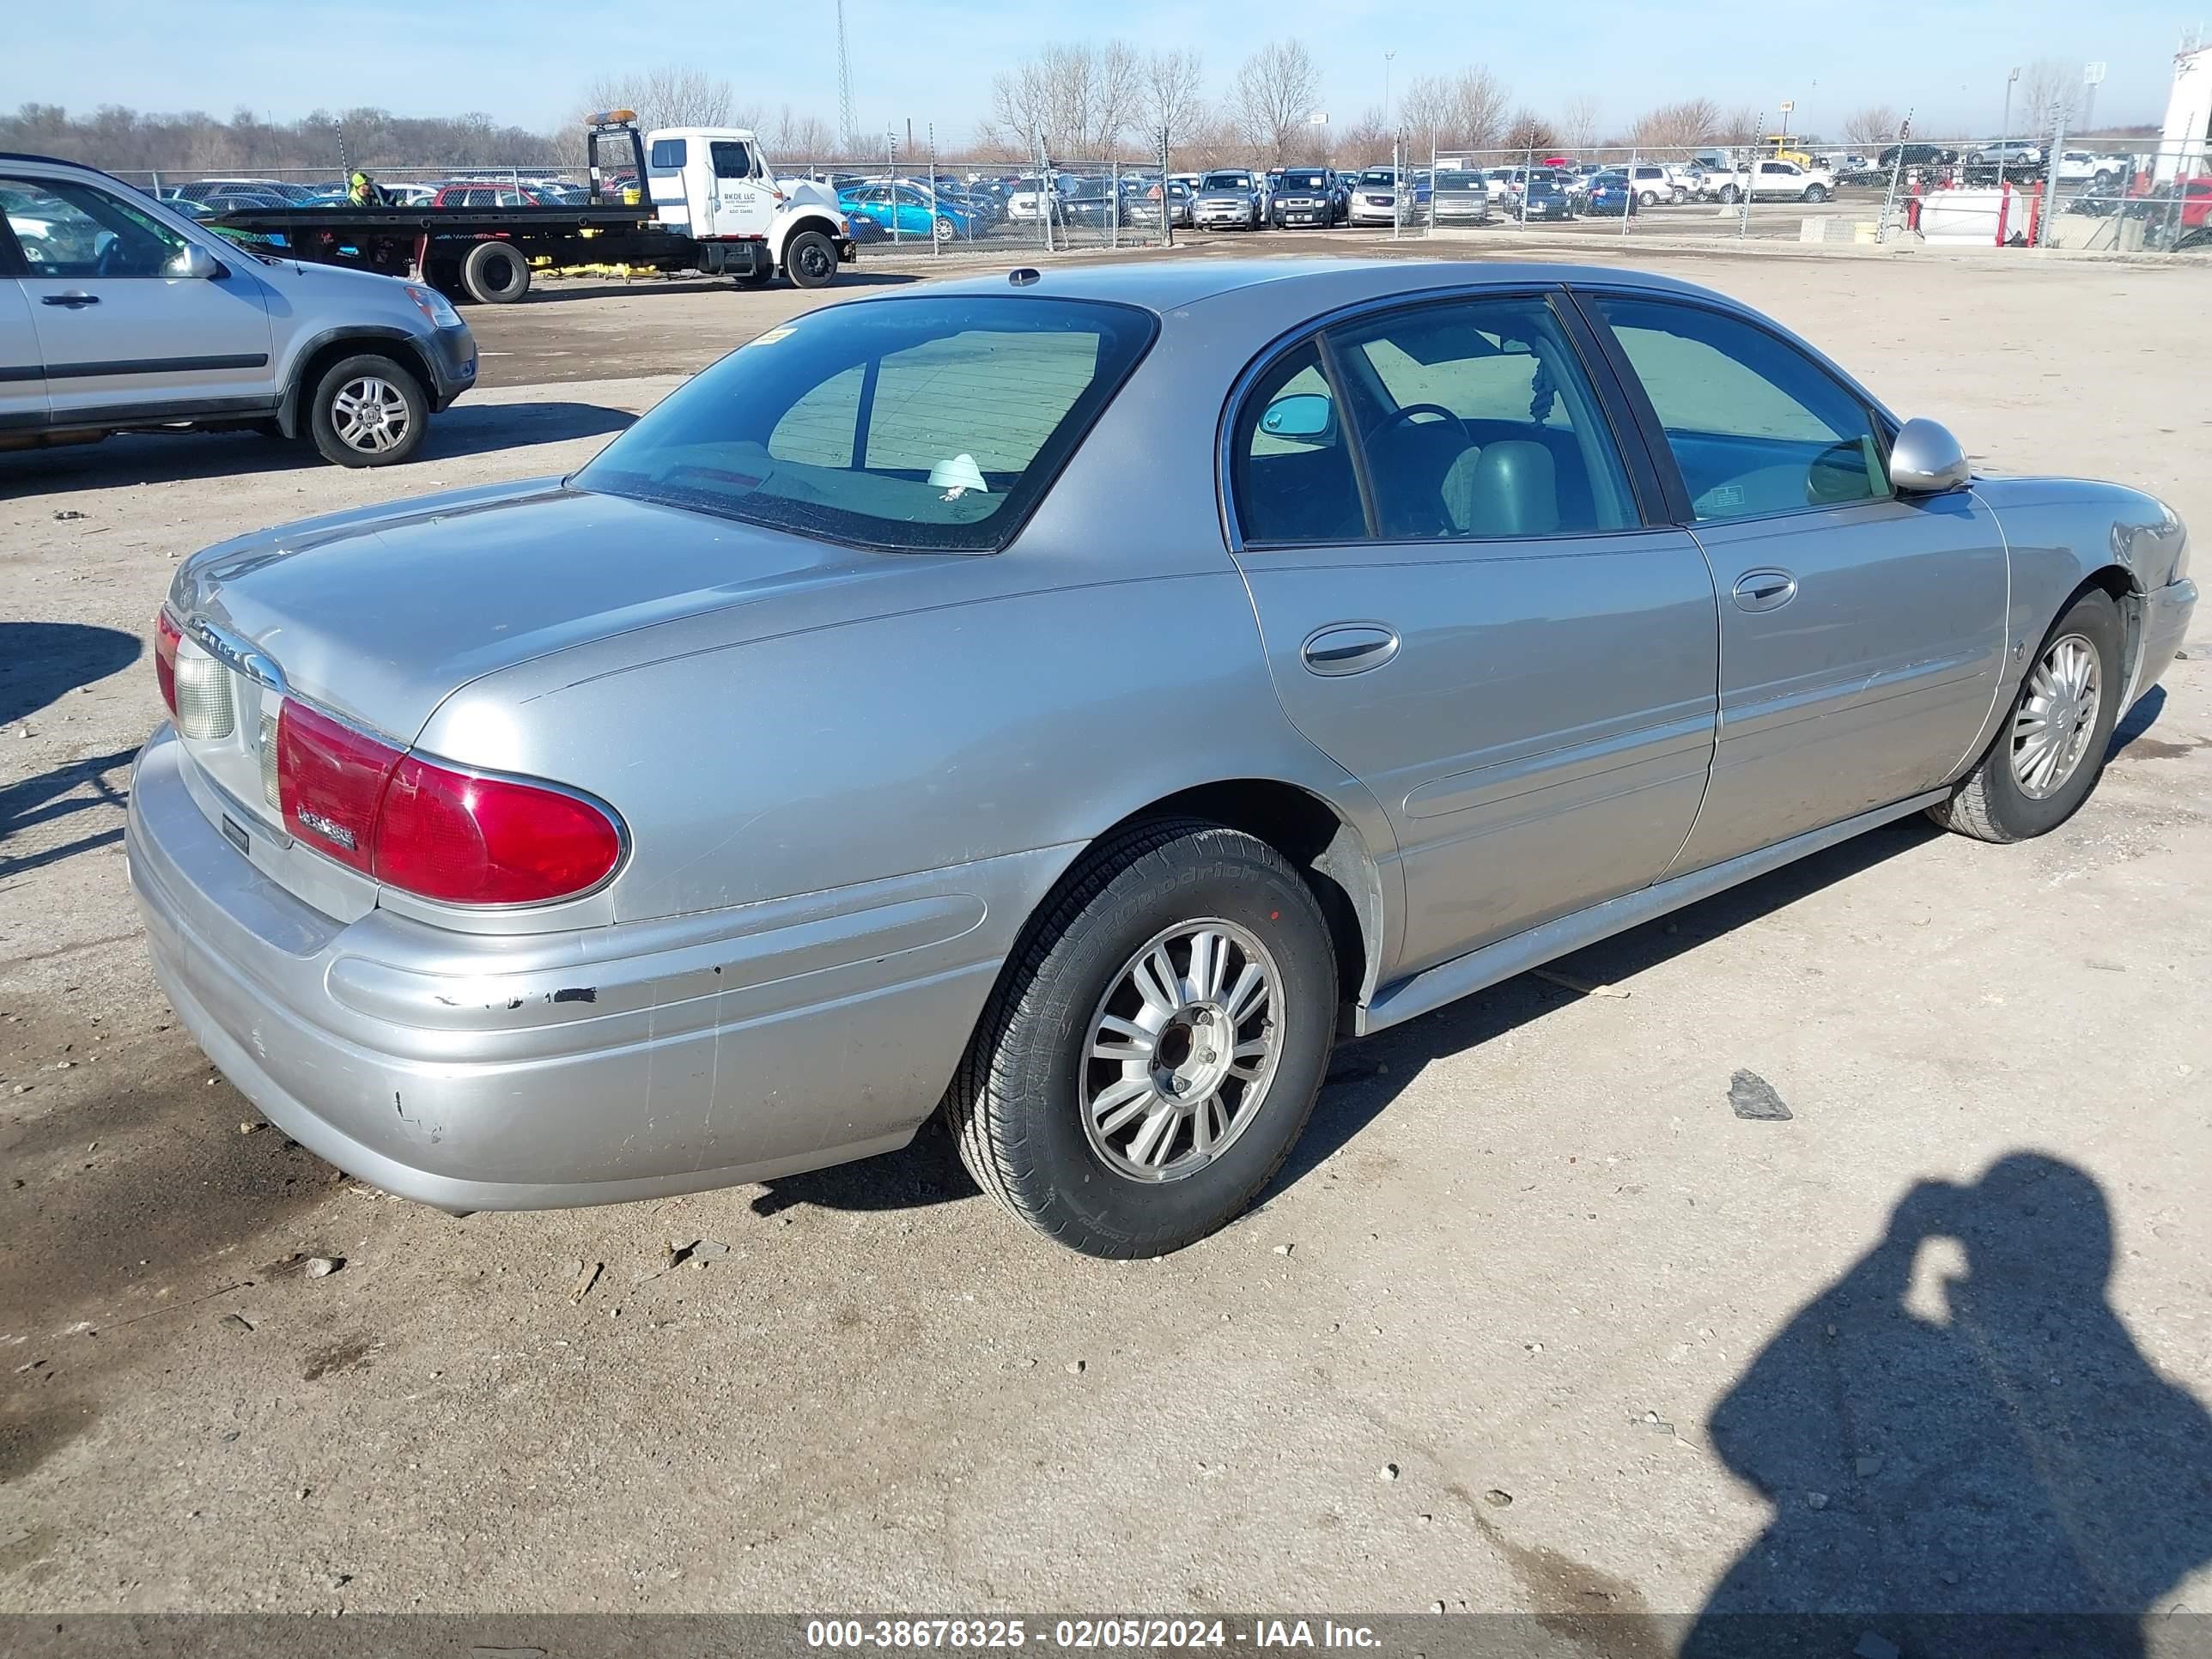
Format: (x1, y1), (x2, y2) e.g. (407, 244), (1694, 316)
(586, 111), (852, 283)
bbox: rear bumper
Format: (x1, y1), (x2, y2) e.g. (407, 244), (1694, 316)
(127, 727), (1054, 1211)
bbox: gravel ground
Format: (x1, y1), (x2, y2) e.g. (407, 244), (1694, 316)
(3, 246), (2209, 1634)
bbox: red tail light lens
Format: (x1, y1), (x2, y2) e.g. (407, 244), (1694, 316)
(273, 702), (623, 905)
(374, 756), (623, 906)
(154, 611), (181, 717)
(276, 702), (398, 877)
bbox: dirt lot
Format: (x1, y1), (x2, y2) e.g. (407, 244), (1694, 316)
(3, 243), (2209, 1637)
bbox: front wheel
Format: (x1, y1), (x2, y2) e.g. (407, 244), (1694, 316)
(947, 819), (1338, 1257)
(1803, 185), (1830, 204)
(1639, 190), (1658, 207)
(1928, 588), (2124, 843)
(783, 228), (837, 289)
(306, 353), (428, 467)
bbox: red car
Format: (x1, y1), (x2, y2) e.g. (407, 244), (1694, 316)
(429, 184), (552, 209)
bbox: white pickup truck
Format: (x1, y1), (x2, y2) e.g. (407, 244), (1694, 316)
(1698, 157), (1837, 204)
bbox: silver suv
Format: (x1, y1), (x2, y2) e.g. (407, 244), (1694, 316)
(1, 153), (477, 467)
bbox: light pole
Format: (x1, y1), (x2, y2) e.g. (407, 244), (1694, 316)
(1383, 50), (1396, 136)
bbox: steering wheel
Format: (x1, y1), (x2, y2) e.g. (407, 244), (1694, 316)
(93, 234), (122, 278)
(1364, 402), (1471, 447)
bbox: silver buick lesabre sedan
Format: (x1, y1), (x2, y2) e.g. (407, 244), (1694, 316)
(129, 259), (2196, 1256)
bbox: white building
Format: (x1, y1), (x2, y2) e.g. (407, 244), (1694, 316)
(2158, 43), (2211, 181)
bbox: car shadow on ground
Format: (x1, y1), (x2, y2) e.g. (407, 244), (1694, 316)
(0, 401), (635, 492)
(1674, 1153), (2212, 1658)
(751, 816), (1942, 1222)
(0, 622), (141, 730)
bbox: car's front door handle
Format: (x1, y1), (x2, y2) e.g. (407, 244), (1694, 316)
(1301, 623), (1401, 677)
(41, 292), (100, 308)
(1732, 568), (1798, 611)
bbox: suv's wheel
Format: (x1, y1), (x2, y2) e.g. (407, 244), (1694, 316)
(1929, 588), (2125, 843)
(948, 819), (1338, 1257)
(459, 239), (531, 304)
(1639, 189), (1658, 207)
(784, 228), (837, 288)
(306, 354), (428, 467)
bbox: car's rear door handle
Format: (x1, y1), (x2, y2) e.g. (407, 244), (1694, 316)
(1732, 568), (1798, 611)
(41, 292), (100, 307)
(1301, 623), (1401, 677)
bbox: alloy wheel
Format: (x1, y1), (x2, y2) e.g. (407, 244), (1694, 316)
(2011, 633), (2103, 799)
(1080, 920), (1283, 1182)
(330, 377), (410, 454)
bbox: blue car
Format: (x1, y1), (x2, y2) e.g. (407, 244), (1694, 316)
(836, 182), (981, 243)
(1583, 173), (1640, 217)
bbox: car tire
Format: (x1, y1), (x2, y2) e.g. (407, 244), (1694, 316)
(946, 818), (1338, 1257)
(783, 229), (837, 289)
(1719, 184), (1741, 204)
(933, 215), (955, 244)
(1672, 186), (1688, 204)
(306, 353), (428, 468)
(1639, 190), (1658, 207)
(1803, 185), (1829, 204)
(459, 239), (531, 305)
(1928, 588), (2125, 844)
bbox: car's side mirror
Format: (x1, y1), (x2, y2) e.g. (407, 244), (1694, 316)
(167, 243), (222, 280)
(1889, 417), (1971, 495)
(1259, 392), (1336, 443)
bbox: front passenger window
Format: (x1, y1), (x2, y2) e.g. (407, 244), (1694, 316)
(1591, 296), (1891, 520)
(1, 177), (191, 278)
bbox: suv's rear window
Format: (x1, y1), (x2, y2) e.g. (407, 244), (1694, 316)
(576, 296), (1155, 552)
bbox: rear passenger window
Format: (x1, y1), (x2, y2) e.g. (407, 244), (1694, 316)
(1591, 296), (1890, 520)
(1324, 295), (1635, 539)
(1230, 343), (1364, 544)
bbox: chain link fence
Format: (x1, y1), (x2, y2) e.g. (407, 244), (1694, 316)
(106, 133), (2211, 260)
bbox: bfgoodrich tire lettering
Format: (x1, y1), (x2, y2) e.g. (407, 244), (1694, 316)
(1929, 587), (2125, 843)
(947, 819), (1337, 1257)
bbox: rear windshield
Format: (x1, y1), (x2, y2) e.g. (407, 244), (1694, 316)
(575, 296), (1155, 553)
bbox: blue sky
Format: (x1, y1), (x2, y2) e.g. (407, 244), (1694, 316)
(9, 0), (2190, 143)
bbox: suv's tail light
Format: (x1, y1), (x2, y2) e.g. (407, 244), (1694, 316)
(274, 702), (623, 905)
(154, 610), (181, 717)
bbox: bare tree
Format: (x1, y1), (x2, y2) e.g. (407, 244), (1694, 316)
(580, 68), (737, 134)
(2016, 59), (2081, 137)
(1389, 67), (1509, 155)
(769, 105), (837, 161)
(1334, 106), (1390, 166)
(1233, 39), (1321, 166)
(1140, 49), (1206, 155)
(1502, 107), (1559, 152)
(1715, 105), (1765, 146)
(1631, 97), (1723, 155)
(1557, 94), (1602, 154)
(979, 41), (1145, 161)
(1843, 103), (1904, 146)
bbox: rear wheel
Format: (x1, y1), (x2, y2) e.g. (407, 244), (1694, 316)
(1719, 184), (1741, 204)
(459, 239), (530, 304)
(784, 228), (837, 289)
(947, 820), (1338, 1257)
(306, 353), (428, 468)
(1929, 589), (2124, 843)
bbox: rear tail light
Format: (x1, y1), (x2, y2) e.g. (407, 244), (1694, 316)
(273, 702), (623, 905)
(154, 610), (181, 717)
